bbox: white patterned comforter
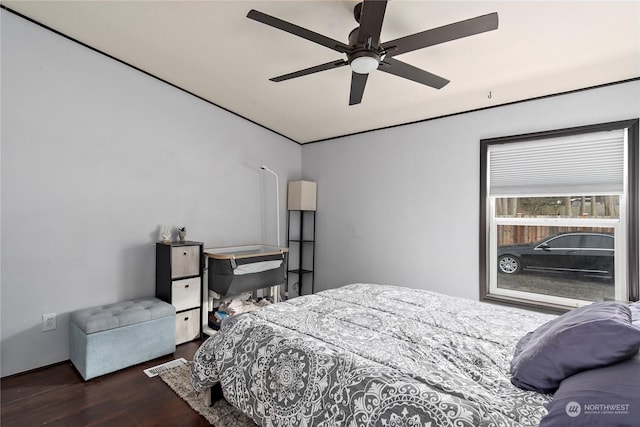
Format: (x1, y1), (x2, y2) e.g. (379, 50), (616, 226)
(191, 283), (555, 426)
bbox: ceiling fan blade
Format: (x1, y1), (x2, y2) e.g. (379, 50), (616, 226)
(382, 12), (498, 58)
(378, 58), (449, 89)
(357, 0), (388, 47)
(349, 72), (369, 105)
(247, 9), (352, 54)
(270, 60), (348, 82)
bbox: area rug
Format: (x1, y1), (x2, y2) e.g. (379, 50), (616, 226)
(158, 363), (256, 426)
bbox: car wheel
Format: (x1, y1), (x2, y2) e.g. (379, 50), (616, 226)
(498, 255), (521, 274)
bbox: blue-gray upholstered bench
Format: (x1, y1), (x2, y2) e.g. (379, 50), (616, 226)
(69, 297), (176, 380)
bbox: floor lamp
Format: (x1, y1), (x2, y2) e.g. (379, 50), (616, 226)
(260, 165), (280, 247)
(261, 165), (281, 302)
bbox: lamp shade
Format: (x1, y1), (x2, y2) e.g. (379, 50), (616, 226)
(288, 181), (317, 211)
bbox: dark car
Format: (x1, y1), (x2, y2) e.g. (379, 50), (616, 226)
(497, 232), (614, 276)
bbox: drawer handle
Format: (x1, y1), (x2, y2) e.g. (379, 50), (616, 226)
(183, 251), (188, 255)
(184, 284), (189, 289)
(184, 317), (190, 321)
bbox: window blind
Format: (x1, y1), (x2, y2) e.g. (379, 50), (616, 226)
(489, 129), (625, 197)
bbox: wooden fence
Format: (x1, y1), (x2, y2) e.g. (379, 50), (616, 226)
(498, 224), (613, 246)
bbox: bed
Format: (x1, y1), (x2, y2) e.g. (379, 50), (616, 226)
(191, 283), (563, 426)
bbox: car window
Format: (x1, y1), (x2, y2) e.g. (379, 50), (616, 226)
(583, 234), (614, 249)
(544, 235), (583, 249)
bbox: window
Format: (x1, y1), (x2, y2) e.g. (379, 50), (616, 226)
(480, 120), (639, 312)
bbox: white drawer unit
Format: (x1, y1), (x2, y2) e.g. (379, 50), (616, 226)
(171, 245), (200, 278)
(171, 277), (200, 312)
(156, 241), (203, 345)
(175, 308), (201, 345)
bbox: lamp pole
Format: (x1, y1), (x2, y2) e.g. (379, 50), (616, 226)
(260, 165), (280, 247)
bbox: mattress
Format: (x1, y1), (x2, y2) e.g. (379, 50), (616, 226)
(191, 283), (556, 426)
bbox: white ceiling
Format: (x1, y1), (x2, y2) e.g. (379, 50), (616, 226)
(3, 1), (639, 144)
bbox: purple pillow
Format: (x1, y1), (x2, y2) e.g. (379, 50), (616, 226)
(510, 301), (640, 393)
(539, 352), (640, 427)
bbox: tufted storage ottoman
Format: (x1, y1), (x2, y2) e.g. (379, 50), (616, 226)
(69, 297), (176, 380)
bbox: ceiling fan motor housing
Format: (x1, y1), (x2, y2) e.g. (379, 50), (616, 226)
(347, 26), (381, 74)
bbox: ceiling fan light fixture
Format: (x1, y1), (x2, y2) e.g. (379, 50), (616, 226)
(350, 55), (379, 74)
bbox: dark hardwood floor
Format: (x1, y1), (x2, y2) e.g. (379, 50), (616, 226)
(1, 340), (210, 426)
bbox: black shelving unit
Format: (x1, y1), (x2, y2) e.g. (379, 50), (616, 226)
(155, 241), (204, 344)
(286, 210), (315, 297)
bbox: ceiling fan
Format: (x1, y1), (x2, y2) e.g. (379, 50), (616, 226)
(247, 1), (498, 105)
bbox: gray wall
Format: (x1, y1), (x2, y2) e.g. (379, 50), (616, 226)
(302, 80), (640, 298)
(1, 11), (301, 377)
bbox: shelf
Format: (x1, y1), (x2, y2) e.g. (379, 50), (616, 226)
(156, 241), (204, 345)
(202, 326), (218, 337)
(287, 209), (315, 297)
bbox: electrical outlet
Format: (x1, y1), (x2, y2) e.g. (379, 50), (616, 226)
(42, 313), (57, 331)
